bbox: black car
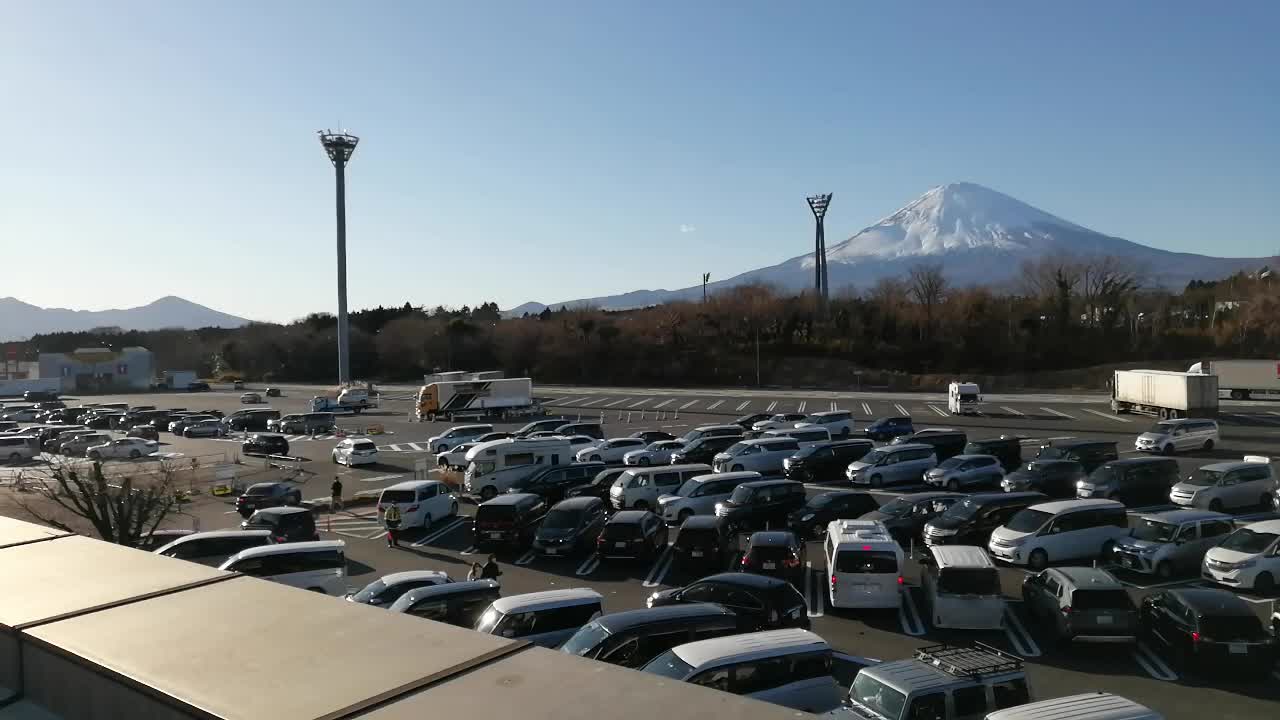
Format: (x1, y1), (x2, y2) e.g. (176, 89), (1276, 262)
(1035, 439), (1119, 473)
(669, 434), (743, 466)
(865, 416), (914, 442)
(390, 580), (502, 628)
(33, 400), (66, 411)
(714, 479), (806, 532)
(135, 528), (195, 552)
(893, 429), (968, 461)
(236, 482), (303, 518)
(597, 510), (668, 561)
(474, 493), (547, 550)
(732, 413), (772, 430)
(783, 439), (874, 483)
(533, 497), (608, 557)
(647, 572), (809, 631)
(507, 462), (606, 505)
(788, 490), (880, 539)
(566, 467), (629, 503)
(559, 604), (739, 668)
(241, 433), (290, 456)
(85, 413), (123, 430)
(1078, 457), (1180, 507)
(187, 382), (211, 392)
(227, 410), (280, 432)
(672, 516), (734, 570)
(1001, 459), (1086, 498)
(964, 436), (1024, 472)
(264, 387), (282, 397)
(859, 492), (964, 545)
(555, 422), (605, 440)
(923, 492), (1048, 547)
(1140, 588), (1275, 676)
(629, 430), (676, 444)
(514, 418), (569, 438)
(127, 425), (159, 441)
(23, 390), (57, 402)
(240, 506), (318, 543)
(741, 530), (806, 586)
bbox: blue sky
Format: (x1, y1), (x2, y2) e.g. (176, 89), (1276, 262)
(2, 1), (1277, 322)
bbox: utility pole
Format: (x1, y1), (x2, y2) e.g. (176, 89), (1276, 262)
(702, 272), (710, 303)
(318, 129), (360, 385)
(806, 193), (832, 314)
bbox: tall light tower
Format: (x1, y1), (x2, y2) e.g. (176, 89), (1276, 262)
(806, 193), (832, 310)
(319, 129), (360, 385)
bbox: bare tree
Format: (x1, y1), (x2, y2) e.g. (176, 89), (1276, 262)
(1080, 256), (1142, 330)
(13, 460), (180, 547)
(907, 263), (948, 340)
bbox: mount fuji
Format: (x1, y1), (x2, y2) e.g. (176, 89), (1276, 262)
(505, 182), (1272, 315)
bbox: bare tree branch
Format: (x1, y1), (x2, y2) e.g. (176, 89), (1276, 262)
(11, 459), (179, 547)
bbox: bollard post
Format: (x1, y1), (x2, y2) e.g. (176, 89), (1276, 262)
(576, 413), (581, 422)
(640, 411), (646, 421)
(627, 412), (633, 424)
(617, 411), (622, 422)
(599, 413), (604, 423)
(674, 408), (679, 420)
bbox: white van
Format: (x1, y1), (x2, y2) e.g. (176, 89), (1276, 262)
(640, 628), (842, 713)
(988, 499), (1129, 570)
(658, 471), (760, 525)
(763, 426), (832, 449)
(153, 530), (274, 567)
(948, 381), (982, 415)
(377, 480), (458, 530)
(825, 520), (904, 609)
(984, 692), (1163, 720)
(0, 435), (39, 464)
(219, 540), (348, 596)
(1202, 519), (1280, 594)
(922, 545), (1004, 630)
(463, 438), (572, 500)
(609, 464), (713, 511)
(712, 437), (801, 474)
(474, 588), (603, 648)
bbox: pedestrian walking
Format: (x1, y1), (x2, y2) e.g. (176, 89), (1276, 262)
(330, 478), (343, 512)
(481, 554), (502, 580)
(467, 562), (483, 581)
(384, 503), (403, 548)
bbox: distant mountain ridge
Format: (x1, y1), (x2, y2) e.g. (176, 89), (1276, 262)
(504, 182), (1273, 315)
(0, 296), (250, 341)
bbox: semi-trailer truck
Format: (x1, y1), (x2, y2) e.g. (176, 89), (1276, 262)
(1110, 370), (1219, 419)
(1188, 360), (1280, 400)
(416, 378), (539, 421)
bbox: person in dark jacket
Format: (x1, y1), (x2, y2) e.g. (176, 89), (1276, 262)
(481, 554), (502, 580)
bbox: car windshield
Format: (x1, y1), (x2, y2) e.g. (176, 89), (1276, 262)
(806, 493), (838, 509)
(640, 650), (695, 680)
(350, 579), (388, 603)
(940, 498), (982, 521)
(560, 621), (611, 657)
(727, 486), (756, 504)
(875, 498), (913, 516)
(937, 567), (1000, 595)
(246, 485), (275, 496)
(1037, 446), (1066, 459)
(859, 450), (886, 465)
(542, 509), (580, 530)
(475, 608), (503, 634)
(675, 479), (701, 496)
(723, 442), (749, 456)
(1219, 528), (1278, 554)
(1185, 469), (1223, 487)
(1131, 519), (1178, 542)
(381, 490), (416, 504)
(936, 457), (964, 470)
(1088, 466), (1117, 484)
(1005, 509), (1052, 533)
(851, 673), (907, 720)
(1147, 422), (1176, 434)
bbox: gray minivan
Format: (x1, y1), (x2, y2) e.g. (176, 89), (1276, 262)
(1169, 456), (1275, 512)
(474, 588), (603, 648)
(847, 444), (938, 488)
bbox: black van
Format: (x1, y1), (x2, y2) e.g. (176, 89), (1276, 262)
(240, 506), (319, 543)
(559, 604), (739, 668)
(508, 462), (606, 505)
(714, 479), (807, 532)
(1077, 457), (1180, 507)
(672, 515), (734, 570)
(668, 434), (743, 465)
(474, 493), (547, 549)
(554, 422), (605, 440)
(783, 439), (874, 483)
(389, 579), (502, 629)
(964, 436), (1024, 472)
(923, 491), (1048, 547)
(894, 429), (968, 461)
(1035, 439), (1118, 473)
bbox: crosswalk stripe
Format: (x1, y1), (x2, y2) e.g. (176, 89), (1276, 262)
(679, 400), (697, 410)
(384, 443), (403, 452)
(797, 401), (807, 412)
(1082, 408), (1130, 423)
(734, 401), (750, 411)
(766, 401), (778, 412)
(830, 401), (838, 412)
(1001, 406), (1024, 416)
(578, 397), (607, 407)
(1042, 407), (1074, 419)
(894, 404), (910, 416)
(653, 399), (674, 409)
(707, 400), (725, 410)
(861, 402), (872, 416)
(407, 442), (425, 452)
(559, 396), (586, 406)
(629, 399), (651, 408)
(928, 405), (949, 417)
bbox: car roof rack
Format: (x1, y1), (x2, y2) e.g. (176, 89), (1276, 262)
(913, 643), (1023, 678)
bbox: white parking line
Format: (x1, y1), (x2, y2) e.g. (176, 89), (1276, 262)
(1082, 408), (1130, 423)
(459, 546), (479, 555)
(1001, 406), (1024, 416)
(734, 401), (750, 411)
(579, 397), (608, 407)
(766, 401), (778, 412)
(575, 553), (601, 576)
(861, 402), (872, 416)
(1133, 642), (1178, 681)
(707, 400), (725, 410)
(514, 549), (537, 565)
(559, 396), (587, 406)
(604, 398), (630, 407)
(410, 516), (469, 547)
(829, 401), (839, 412)
(653, 399), (674, 409)
(797, 401), (807, 412)
(407, 442), (425, 452)
(894, 404), (910, 416)
(1002, 606), (1041, 657)
(898, 588), (926, 636)
(928, 405), (949, 417)
(642, 547), (675, 587)
(1042, 407), (1075, 419)
(679, 400), (698, 410)
(358, 474), (403, 484)
(629, 398), (652, 408)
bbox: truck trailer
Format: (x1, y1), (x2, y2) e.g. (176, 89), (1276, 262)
(1110, 370), (1219, 419)
(1188, 360), (1280, 400)
(416, 378), (539, 421)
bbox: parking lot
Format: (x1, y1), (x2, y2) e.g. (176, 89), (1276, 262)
(4, 382), (1279, 719)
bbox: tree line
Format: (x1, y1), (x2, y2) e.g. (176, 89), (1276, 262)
(24, 256), (1279, 389)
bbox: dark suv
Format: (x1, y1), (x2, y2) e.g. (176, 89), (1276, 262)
(1035, 439), (1119, 473)
(923, 491), (1048, 547)
(475, 493), (547, 550)
(865, 416), (914, 442)
(236, 482), (303, 518)
(714, 479), (807, 532)
(741, 531), (806, 587)
(240, 506), (318, 543)
(227, 409), (282, 432)
(597, 510), (668, 561)
(555, 422), (605, 440)
(787, 490), (879, 539)
(533, 497), (608, 557)
(893, 429), (968, 461)
(241, 433), (290, 457)
(672, 516), (733, 570)
(964, 436), (1024, 472)
(508, 462), (606, 505)
(1001, 459), (1086, 498)
(860, 492), (964, 545)
(1077, 457), (1180, 507)
(668, 434), (743, 465)
(647, 572), (809, 631)
(783, 439), (874, 483)
(566, 467), (629, 503)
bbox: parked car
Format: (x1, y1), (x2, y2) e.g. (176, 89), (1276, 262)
(714, 479), (807, 532)
(1077, 457), (1179, 506)
(1022, 566), (1139, 644)
(1, 408), (39, 422)
(332, 437), (379, 466)
(426, 424), (495, 454)
(1035, 439), (1119, 473)
(921, 545), (1004, 630)
(864, 416), (914, 443)
(187, 381), (211, 392)
(647, 572), (809, 631)
(23, 390), (58, 402)
(672, 515), (734, 571)
(987, 499), (1129, 571)
(389, 580), (501, 628)
(783, 439), (874, 483)
(597, 510), (668, 561)
(1171, 456), (1275, 512)
(235, 482), (303, 517)
(923, 454), (1005, 491)
(85, 437), (156, 460)
(136, 528), (196, 552)
(85, 412), (124, 429)
(751, 413), (809, 432)
(923, 492), (1048, 549)
(242, 433), (289, 456)
(0, 435), (40, 464)
(560, 604), (739, 669)
(1135, 418), (1220, 455)
(713, 436), (802, 474)
(565, 467), (629, 503)
(183, 419), (225, 438)
(732, 413), (772, 429)
(860, 492), (964, 545)
(658, 471), (758, 525)
(240, 505), (319, 543)
(629, 430), (677, 444)
(741, 530), (806, 587)
(507, 462), (606, 505)
(377, 480), (458, 530)
(513, 418), (569, 437)
(668, 434), (743, 466)
(264, 387), (282, 397)
(622, 440), (685, 466)
(841, 643), (1030, 720)
(787, 490), (880, 540)
(576, 437), (648, 464)
(346, 570), (452, 607)
(1110, 509), (1235, 579)
(1201, 519), (1280, 594)
(436, 441), (478, 469)
(609, 464), (713, 511)
(218, 540), (345, 595)
(892, 429), (968, 462)
(846, 443), (938, 487)
(1000, 459), (1087, 498)
(474, 588), (604, 648)
(240, 392), (263, 404)
(153, 530), (275, 567)
(58, 432), (111, 456)
(224, 409), (280, 432)
(271, 412), (337, 435)
(126, 425), (159, 441)
(169, 414), (215, 434)
(964, 436), (1025, 472)
(474, 493), (547, 550)
(1140, 588), (1275, 676)
(532, 497), (607, 557)
(555, 422), (605, 440)
(796, 410), (856, 439)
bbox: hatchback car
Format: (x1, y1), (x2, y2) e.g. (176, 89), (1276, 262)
(346, 570), (452, 607)
(332, 438), (379, 466)
(1140, 588), (1275, 676)
(1001, 459), (1087, 498)
(532, 497), (608, 557)
(647, 572), (810, 631)
(623, 440), (685, 466)
(576, 437), (648, 464)
(240, 392), (263, 404)
(787, 490), (880, 540)
(1111, 509), (1235, 579)
(923, 454), (1004, 491)
(741, 531), (807, 587)
(672, 515), (734, 570)
(597, 510), (668, 561)
(240, 505), (319, 543)
(235, 482), (303, 517)
(1022, 566), (1139, 644)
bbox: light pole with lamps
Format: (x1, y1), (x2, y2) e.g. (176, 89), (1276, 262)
(318, 129), (360, 385)
(806, 193), (832, 312)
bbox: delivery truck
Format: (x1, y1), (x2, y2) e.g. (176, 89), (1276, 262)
(1110, 370), (1219, 419)
(1188, 360), (1280, 400)
(416, 378), (539, 421)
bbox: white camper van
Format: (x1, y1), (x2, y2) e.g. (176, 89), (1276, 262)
(463, 438), (572, 500)
(948, 382), (982, 415)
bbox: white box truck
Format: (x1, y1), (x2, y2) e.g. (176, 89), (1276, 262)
(416, 378), (539, 421)
(1188, 360), (1280, 400)
(162, 370), (196, 390)
(1110, 370), (1219, 419)
(947, 381), (982, 415)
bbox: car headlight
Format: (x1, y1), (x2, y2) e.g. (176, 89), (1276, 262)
(1138, 545), (1160, 555)
(930, 527), (957, 536)
(1234, 558), (1257, 570)
(800, 513), (815, 522)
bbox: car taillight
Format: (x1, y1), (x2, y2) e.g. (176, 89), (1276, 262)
(741, 556), (751, 567)
(1191, 631), (1201, 644)
(784, 556), (801, 568)
(830, 574), (837, 589)
(897, 576), (904, 585)
(1061, 606), (1073, 616)
(596, 535), (605, 546)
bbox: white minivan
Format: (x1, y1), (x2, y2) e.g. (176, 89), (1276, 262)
(825, 520), (904, 609)
(657, 471), (760, 525)
(377, 480), (458, 530)
(712, 437), (801, 474)
(0, 435), (39, 464)
(1134, 418), (1219, 456)
(763, 427), (832, 449)
(609, 464), (713, 511)
(332, 437), (379, 466)
(219, 540), (348, 596)
(1202, 519), (1280, 594)
(988, 499), (1129, 570)
(985, 692), (1163, 720)
(922, 545), (1005, 630)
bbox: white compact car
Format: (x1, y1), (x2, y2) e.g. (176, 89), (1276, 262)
(623, 440), (685, 466)
(86, 437), (156, 460)
(378, 480), (458, 530)
(576, 437), (647, 464)
(332, 438), (379, 466)
(795, 411), (856, 439)
(437, 442), (478, 468)
(1202, 519), (1280, 595)
(750, 413), (809, 432)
